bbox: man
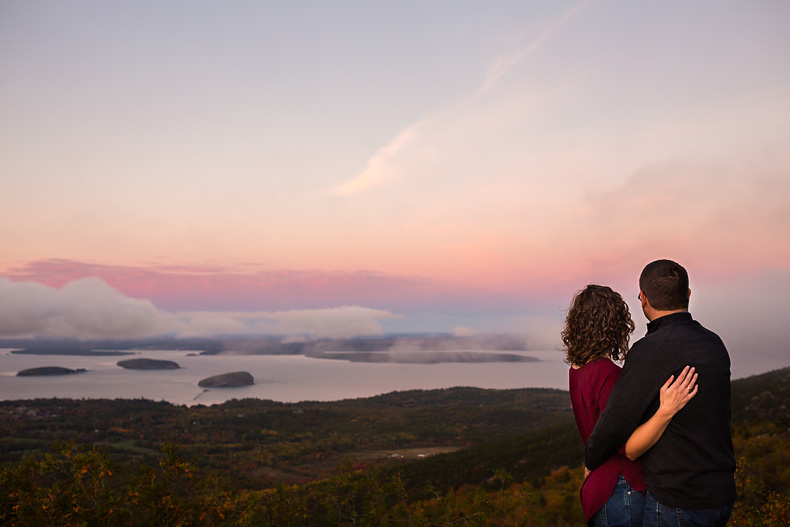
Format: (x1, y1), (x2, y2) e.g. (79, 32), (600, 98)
(585, 259), (736, 526)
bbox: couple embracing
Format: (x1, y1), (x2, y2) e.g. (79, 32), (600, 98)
(563, 259), (736, 527)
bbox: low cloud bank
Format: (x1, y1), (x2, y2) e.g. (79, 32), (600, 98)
(458, 315), (564, 351)
(0, 278), (399, 340)
(2, 269), (788, 378)
(692, 269), (790, 368)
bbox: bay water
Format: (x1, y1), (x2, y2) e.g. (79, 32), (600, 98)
(0, 349), (569, 406)
(2, 349), (785, 406)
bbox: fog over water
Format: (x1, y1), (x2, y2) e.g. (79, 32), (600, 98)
(2, 348), (786, 406)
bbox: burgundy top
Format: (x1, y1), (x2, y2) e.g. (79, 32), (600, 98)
(569, 358), (645, 522)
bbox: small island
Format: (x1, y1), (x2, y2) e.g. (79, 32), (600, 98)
(17, 367), (87, 377)
(117, 358), (181, 370)
(198, 371), (254, 388)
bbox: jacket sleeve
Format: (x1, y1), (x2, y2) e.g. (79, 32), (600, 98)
(584, 345), (661, 470)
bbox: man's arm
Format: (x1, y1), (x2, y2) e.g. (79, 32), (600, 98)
(624, 366), (697, 460)
(584, 346), (662, 470)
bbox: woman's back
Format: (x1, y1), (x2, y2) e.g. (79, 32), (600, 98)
(569, 358), (645, 524)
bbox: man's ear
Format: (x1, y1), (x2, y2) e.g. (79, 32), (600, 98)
(687, 288), (691, 300)
(640, 290), (649, 309)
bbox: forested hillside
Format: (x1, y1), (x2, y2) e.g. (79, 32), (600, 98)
(1, 368), (788, 526)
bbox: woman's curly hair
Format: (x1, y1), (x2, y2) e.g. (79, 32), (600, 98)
(562, 284), (635, 368)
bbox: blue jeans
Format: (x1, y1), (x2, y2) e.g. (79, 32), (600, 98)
(591, 475), (645, 527)
(643, 491), (733, 527)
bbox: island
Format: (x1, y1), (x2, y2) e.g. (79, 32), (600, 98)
(117, 358), (181, 370)
(17, 367), (87, 376)
(307, 351), (540, 364)
(198, 371), (254, 388)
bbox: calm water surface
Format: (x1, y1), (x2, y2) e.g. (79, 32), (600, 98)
(1, 349), (784, 406)
(0, 349), (569, 406)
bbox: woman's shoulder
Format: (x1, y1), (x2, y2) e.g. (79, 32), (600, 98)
(571, 358), (621, 383)
(583, 357), (621, 373)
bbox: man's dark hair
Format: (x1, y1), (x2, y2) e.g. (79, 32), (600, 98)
(639, 259), (689, 311)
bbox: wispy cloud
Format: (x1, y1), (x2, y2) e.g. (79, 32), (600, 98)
(333, 121), (423, 196)
(478, 0), (592, 94)
(333, 1), (591, 197)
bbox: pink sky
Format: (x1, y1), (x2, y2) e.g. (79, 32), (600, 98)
(1, 2), (789, 376)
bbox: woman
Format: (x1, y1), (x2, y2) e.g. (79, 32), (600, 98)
(563, 284), (697, 527)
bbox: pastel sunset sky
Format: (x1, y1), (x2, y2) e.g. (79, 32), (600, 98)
(1, 1), (788, 373)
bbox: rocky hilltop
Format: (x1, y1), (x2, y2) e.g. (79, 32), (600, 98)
(17, 367), (87, 376)
(117, 358), (180, 370)
(198, 371), (254, 387)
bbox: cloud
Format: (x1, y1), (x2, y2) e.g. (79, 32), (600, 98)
(452, 326), (476, 337)
(265, 306), (399, 338)
(0, 277), (170, 339)
(3, 259), (439, 312)
(334, 121), (422, 196)
(332, 1), (591, 198)
(478, 0), (592, 94)
(692, 268), (790, 364)
(477, 314), (565, 351)
(0, 278), (400, 340)
(579, 152), (790, 279)
(174, 306), (400, 339)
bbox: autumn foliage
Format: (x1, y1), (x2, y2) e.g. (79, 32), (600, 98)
(2, 367), (789, 526)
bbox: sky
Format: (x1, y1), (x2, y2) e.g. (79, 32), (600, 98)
(1, 1), (789, 373)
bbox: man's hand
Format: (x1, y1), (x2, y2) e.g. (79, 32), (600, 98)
(623, 365), (699, 460)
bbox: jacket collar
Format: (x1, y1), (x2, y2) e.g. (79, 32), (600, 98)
(646, 311), (692, 334)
